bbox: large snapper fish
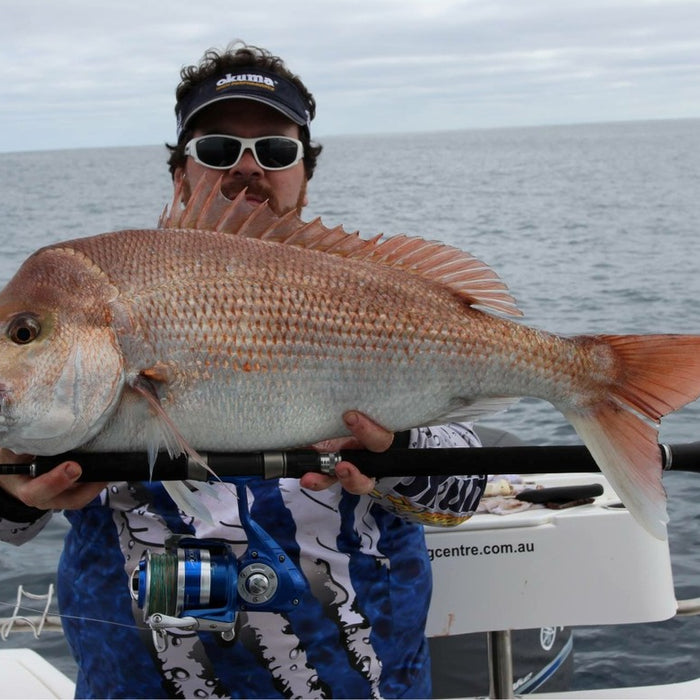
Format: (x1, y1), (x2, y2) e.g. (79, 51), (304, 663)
(1, 178), (700, 538)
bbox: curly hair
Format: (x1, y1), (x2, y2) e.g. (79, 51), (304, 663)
(166, 41), (323, 179)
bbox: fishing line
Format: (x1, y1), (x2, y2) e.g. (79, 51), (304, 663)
(0, 597), (144, 633)
(143, 551), (179, 616)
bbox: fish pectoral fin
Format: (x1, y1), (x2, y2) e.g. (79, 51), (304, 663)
(129, 372), (214, 480)
(139, 363), (171, 384)
(133, 368), (225, 522)
(130, 373), (182, 457)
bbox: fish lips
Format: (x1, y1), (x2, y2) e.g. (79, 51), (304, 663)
(0, 385), (16, 427)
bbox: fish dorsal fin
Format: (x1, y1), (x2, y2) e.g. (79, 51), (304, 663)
(160, 176), (522, 317)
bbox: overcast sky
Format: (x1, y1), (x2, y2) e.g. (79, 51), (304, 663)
(2, 0), (699, 153)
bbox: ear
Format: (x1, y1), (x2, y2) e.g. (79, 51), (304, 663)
(173, 167), (191, 204)
(296, 178), (309, 215)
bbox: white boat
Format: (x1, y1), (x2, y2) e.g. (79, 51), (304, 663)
(0, 649), (74, 700)
(425, 468), (700, 698)
(425, 423), (700, 697)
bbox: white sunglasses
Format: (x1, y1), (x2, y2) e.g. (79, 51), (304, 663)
(184, 134), (304, 171)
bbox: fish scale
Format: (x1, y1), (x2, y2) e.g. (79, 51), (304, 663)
(1, 183), (700, 538)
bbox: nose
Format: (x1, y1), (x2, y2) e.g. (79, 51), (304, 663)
(231, 147), (263, 178)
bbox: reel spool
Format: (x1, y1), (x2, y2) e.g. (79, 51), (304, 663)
(130, 538), (238, 633)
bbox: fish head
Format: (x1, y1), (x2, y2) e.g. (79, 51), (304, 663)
(0, 244), (125, 455)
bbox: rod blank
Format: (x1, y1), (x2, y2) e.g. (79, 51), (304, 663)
(0, 442), (698, 481)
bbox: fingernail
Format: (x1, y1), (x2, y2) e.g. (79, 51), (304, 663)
(344, 411), (358, 427)
(65, 462), (81, 480)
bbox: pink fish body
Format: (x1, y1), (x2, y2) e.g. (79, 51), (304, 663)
(1, 181), (700, 539)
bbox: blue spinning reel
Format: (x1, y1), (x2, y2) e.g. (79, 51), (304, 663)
(129, 478), (307, 647)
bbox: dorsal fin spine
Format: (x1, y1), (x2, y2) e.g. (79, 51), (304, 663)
(158, 178), (522, 317)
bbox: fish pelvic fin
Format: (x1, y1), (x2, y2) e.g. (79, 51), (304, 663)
(565, 334), (700, 540)
(162, 481), (220, 527)
(159, 177), (522, 317)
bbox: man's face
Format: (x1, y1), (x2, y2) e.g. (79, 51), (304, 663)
(176, 100), (308, 216)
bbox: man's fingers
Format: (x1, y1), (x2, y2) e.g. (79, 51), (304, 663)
(3, 462), (108, 511)
(300, 463), (376, 495)
(304, 412), (391, 494)
(343, 411), (393, 453)
(299, 473), (336, 491)
(16, 462), (82, 508)
(334, 461), (376, 495)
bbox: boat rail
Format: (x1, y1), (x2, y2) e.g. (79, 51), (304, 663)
(6, 584), (698, 633)
(676, 597), (700, 617)
(2, 583), (700, 699)
(0, 585), (64, 638)
(485, 594), (700, 699)
(10, 582), (699, 633)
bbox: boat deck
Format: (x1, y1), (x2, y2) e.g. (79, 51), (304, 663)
(0, 649), (75, 700)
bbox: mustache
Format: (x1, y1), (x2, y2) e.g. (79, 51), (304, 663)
(220, 177), (274, 203)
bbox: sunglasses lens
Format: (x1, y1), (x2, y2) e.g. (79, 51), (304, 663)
(195, 136), (242, 169)
(254, 138), (301, 169)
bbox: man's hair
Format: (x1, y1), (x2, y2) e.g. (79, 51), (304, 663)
(166, 41), (323, 179)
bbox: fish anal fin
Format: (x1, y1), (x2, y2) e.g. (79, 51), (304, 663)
(432, 396), (520, 424)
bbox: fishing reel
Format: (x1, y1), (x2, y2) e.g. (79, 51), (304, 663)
(129, 478), (307, 649)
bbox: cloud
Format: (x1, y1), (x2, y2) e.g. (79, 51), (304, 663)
(1, 0), (699, 151)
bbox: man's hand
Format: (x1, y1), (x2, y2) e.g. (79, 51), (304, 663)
(300, 411), (394, 495)
(0, 449), (107, 511)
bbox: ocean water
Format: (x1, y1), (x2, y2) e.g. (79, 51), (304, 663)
(0, 119), (700, 691)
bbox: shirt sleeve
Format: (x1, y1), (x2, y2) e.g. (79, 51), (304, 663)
(0, 488), (52, 545)
(368, 422), (486, 526)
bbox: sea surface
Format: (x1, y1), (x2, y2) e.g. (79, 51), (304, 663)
(0, 119), (700, 691)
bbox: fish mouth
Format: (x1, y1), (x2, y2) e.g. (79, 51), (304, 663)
(0, 386), (12, 431)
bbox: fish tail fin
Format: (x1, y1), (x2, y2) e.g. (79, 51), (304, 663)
(564, 334), (700, 540)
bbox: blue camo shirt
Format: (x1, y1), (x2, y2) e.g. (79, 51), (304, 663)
(1, 424), (484, 699)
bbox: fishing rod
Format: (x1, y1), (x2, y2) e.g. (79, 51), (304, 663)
(1, 442), (699, 481)
(4, 443), (700, 650)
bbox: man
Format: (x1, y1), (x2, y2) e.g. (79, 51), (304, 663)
(0, 42), (485, 698)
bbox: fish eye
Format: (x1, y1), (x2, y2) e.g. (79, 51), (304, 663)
(7, 315), (41, 345)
